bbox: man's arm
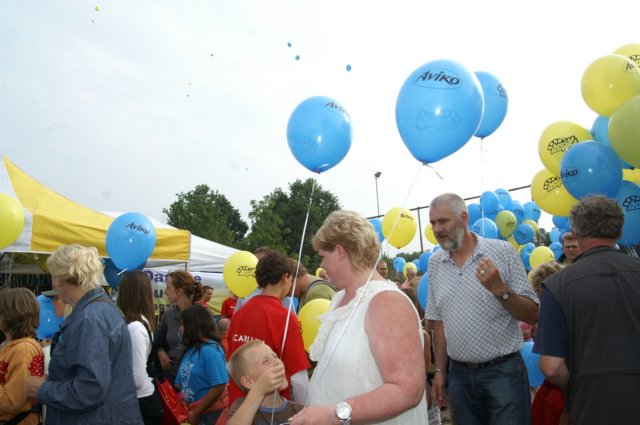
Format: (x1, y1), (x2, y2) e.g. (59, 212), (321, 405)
(432, 320), (448, 407)
(540, 355), (569, 387)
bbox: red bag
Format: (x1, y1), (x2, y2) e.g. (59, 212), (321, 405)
(157, 377), (189, 425)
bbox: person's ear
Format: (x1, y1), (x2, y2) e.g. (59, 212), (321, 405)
(240, 375), (254, 390)
(461, 210), (469, 226)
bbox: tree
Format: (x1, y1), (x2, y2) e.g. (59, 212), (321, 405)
(163, 184), (248, 247)
(242, 178), (341, 269)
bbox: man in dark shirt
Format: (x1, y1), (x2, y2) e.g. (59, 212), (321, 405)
(534, 195), (640, 424)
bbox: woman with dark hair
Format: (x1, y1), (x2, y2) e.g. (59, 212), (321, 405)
(176, 305), (228, 425)
(0, 287), (44, 425)
(117, 271), (163, 425)
(154, 270), (204, 383)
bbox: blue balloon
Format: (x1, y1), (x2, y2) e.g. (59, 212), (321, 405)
(417, 273), (429, 311)
(392, 256), (406, 273)
(467, 203), (482, 229)
(282, 296), (299, 313)
(549, 242), (563, 260)
(419, 252), (433, 274)
(480, 191), (499, 215)
(287, 96), (352, 173)
(474, 71), (508, 138)
(395, 59), (484, 163)
(514, 223), (535, 245)
(521, 341), (544, 386)
(412, 259), (421, 272)
(36, 295), (62, 340)
(549, 227), (561, 244)
(523, 201), (542, 222)
(486, 204), (502, 221)
(614, 180), (640, 246)
(552, 215), (570, 230)
(105, 212), (157, 271)
(472, 218), (498, 239)
(522, 242), (536, 254)
(560, 141), (623, 199)
(508, 200), (525, 224)
(104, 258), (145, 289)
(369, 218), (385, 242)
(495, 188), (512, 209)
(591, 115), (632, 169)
(520, 250), (531, 271)
(432, 245), (441, 252)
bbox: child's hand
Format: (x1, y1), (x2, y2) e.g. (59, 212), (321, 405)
(253, 362), (286, 396)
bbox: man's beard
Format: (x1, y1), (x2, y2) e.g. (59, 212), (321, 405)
(440, 224), (465, 251)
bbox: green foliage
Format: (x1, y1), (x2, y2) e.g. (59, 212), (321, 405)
(163, 184), (248, 247)
(241, 178), (341, 270)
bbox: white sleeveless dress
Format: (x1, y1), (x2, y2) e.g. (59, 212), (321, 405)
(308, 280), (428, 424)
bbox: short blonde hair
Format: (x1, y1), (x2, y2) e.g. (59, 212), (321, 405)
(46, 244), (106, 291)
(228, 339), (265, 393)
(312, 210), (380, 271)
(528, 261), (563, 299)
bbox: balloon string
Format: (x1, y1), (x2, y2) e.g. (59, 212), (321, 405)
(425, 163), (444, 180)
(480, 137), (485, 235)
(308, 163), (424, 398)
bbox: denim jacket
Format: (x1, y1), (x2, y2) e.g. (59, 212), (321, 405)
(37, 288), (143, 425)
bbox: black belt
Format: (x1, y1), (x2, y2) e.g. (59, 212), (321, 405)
(451, 351), (519, 369)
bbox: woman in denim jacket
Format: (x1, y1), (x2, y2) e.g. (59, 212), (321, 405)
(26, 244), (143, 425)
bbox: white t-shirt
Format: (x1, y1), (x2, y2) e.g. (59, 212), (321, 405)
(128, 318), (155, 398)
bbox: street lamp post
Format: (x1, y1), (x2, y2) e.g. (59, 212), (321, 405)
(374, 171), (382, 217)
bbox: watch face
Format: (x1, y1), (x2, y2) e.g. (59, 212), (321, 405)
(336, 402), (351, 420)
(501, 291), (510, 300)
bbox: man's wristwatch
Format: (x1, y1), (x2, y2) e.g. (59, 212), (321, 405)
(497, 290), (511, 301)
(336, 401), (352, 424)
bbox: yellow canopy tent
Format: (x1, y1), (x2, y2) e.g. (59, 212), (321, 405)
(0, 156), (190, 271)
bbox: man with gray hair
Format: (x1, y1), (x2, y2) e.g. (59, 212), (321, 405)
(534, 195), (640, 424)
(426, 193), (539, 425)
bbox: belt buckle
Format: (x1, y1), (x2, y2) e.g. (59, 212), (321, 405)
(466, 362), (480, 369)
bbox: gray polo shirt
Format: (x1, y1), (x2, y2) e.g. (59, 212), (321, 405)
(426, 235), (539, 363)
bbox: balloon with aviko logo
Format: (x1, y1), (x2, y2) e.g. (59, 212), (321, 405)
(537, 121), (591, 176)
(105, 212), (157, 270)
(223, 251), (259, 298)
(395, 59), (484, 163)
(531, 169), (578, 216)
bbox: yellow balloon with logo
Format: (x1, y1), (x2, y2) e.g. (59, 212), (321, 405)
(623, 168), (640, 184)
(529, 246), (555, 270)
(495, 210), (517, 238)
(538, 121), (591, 175)
(609, 95), (640, 168)
(382, 207), (417, 249)
(531, 169), (579, 216)
(0, 194), (25, 249)
(223, 251), (258, 298)
(581, 54), (640, 117)
(298, 298), (331, 352)
(522, 219), (539, 236)
(425, 223), (438, 245)
(614, 43), (640, 70)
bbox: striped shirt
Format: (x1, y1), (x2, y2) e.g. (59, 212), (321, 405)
(426, 235), (539, 363)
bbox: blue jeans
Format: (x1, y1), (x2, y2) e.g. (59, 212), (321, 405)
(447, 354), (531, 425)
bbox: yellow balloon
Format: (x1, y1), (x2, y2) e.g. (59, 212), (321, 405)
(425, 223), (437, 245)
(531, 169), (579, 216)
(529, 246), (555, 270)
(507, 236), (519, 250)
(581, 54), (640, 117)
(522, 219), (539, 236)
(403, 262), (417, 276)
(223, 251), (258, 298)
(609, 95), (640, 168)
(495, 210), (517, 238)
(623, 168), (640, 184)
(538, 121), (591, 175)
(298, 298), (331, 352)
(0, 194), (25, 249)
(382, 207), (417, 249)
(614, 43), (640, 69)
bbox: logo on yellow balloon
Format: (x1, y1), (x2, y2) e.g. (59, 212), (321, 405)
(547, 136), (579, 155)
(543, 177), (562, 192)
(622, 196), (640, 212)
(236, 265), (255, 278)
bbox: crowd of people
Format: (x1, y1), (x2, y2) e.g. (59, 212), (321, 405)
(1, 193), (639, 425)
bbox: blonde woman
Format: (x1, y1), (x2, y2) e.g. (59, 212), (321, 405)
(25, 244), (143, 425)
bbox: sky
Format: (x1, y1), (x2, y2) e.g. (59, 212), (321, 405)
(1, 0), (638, 256)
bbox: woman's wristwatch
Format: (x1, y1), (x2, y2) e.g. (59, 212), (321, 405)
(336, 401), (352, 424)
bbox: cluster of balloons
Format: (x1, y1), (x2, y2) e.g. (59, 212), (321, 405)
(395, 59), (508, 164)
(0, 193), (25, 249)
(531, 43), (640, 246)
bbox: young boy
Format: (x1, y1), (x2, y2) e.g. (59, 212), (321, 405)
(227, 339), (304, 425)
